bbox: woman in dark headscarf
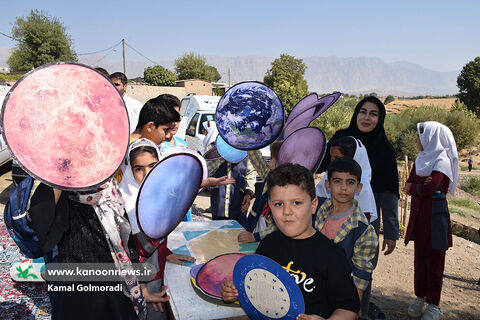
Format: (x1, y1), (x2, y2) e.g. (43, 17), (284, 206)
(321, 96), (399, 319)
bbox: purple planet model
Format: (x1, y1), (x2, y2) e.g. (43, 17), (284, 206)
(277, 127), (327, 173)
(196, 253), (245, 299)
(282, 92), (341, 139)
(1, 62), (129, 190)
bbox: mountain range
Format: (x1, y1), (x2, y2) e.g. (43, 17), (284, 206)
(0, 47), (459, 96)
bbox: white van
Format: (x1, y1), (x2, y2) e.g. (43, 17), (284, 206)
(177, 95), (220, 154)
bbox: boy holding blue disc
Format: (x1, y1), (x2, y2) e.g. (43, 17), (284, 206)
(221, 163), (360, 320)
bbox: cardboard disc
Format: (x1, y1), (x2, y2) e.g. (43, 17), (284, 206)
(1, 62), (129, 190)
(233, 254), (305, 320)
(136, 153), (203, 240)
(277, 127), (326, 173)
(283, 92), (341, 139)
(216, 81), (284, 150)
(195, 253), (246, 300)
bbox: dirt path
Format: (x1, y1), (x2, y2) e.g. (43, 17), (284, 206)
(371, 235), (480, 320)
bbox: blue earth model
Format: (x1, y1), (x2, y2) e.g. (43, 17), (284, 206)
(215, 82), (284, 150)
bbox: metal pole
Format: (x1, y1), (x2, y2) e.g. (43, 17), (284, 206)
(122, 39), (126, 75)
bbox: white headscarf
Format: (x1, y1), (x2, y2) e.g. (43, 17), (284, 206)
(415, 121), (458, 195)
(316, 136), (378, 221)
(119, 138), (161, 234)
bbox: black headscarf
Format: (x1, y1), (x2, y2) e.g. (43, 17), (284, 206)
(320, 96), (399, 196)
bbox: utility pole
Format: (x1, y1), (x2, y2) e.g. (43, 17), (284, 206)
(228, 68), (231, 87)
(122, 39), (126, 75)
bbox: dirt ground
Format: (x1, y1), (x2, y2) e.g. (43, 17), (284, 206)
(0, 163), (478, 320)
(385, 98), (456, 114)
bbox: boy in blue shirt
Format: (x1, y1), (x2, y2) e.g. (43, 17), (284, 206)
(222, 163), (359, 319)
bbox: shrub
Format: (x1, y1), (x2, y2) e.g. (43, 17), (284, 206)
(384, 95), (395, 105)
(460, 177), (480, 197)
(385, 104), (479, 159)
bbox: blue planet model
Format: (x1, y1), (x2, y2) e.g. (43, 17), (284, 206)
(216, 82), (284, 150)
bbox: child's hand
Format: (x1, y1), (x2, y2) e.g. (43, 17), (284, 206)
(141, 284), (170, 312)
(221, 280), (238, 303)
(241, 193), (252, 212)
(424, 176), (432, 185)
(201, 176), (236, 188)
(166, 254), (196, 265)
(296, 314), (325, 320)
(237, 231), (256, 243)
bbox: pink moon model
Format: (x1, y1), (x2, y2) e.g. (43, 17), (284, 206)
(1, 63), (129, 190)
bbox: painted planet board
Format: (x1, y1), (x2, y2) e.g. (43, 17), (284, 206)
(216, 82), (284, 150)
(136, 153), (203, 240)
(282, 92), (341, 139)
(1, 62), (129, 190)
(277, 127), (326, 173)
(233, 254), (305, 320)
(195, 253), (246, 300)
(216, 135), (247, 163)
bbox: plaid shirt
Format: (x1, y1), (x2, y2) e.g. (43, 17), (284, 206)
(207, 157), (256, 217)
(315, 199), (378, 291)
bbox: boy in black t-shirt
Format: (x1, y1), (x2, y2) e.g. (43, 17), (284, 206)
(221, 163), (360, 320)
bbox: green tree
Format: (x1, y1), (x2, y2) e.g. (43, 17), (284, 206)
(384, 95), (395, 105)
(457, 57), (480, 116)
(174, 52), (221, 82)
(7, 10), (77, 72)
(263, 54), (308, 113)
(144, 65), (177, 86)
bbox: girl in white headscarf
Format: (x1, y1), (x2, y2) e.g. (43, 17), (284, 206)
(316, 136), (378, 222)
(119, 138), (195, 320)
(404, 121), (458, 320)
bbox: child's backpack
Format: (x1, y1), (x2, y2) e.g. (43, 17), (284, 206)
(3, 176), (43, 259)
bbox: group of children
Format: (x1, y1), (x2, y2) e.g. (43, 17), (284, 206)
(27, 89), (459, 320)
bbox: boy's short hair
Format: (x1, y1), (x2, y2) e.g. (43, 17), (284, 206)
(157, 94), (181, 109)
(330, 136), (356, 159)
(109, 72), (127, 85)
(327, 157), (362, 183)
(266, 163), (315, 200)
(136, 97), (181, 130)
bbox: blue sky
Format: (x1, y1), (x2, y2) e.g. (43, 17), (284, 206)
(1, 0), (478, 72)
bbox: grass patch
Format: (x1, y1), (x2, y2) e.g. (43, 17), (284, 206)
(449, 197), (480, 209)
(449, 197), (480, 218)
(460, 177), (480, 197)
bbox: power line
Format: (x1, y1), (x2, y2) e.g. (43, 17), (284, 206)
(77, 40), (123, 56)
(90, 47), (119, 66)
(124, 42), (159, 66)
(0, 31), (18, 41)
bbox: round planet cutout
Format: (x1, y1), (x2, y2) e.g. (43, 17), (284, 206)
(216, 135), (247, 163)
(1, 62), (129, 190)
(195, 253), (246, 300)
(136, 153), (203, 240)
(216, 81), (284, 150)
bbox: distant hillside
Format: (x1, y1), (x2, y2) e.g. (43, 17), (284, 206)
(0, 47), (459, 96)
(204, 55), (459, 97)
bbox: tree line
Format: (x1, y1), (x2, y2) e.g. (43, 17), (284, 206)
(6, 10), (480, 127)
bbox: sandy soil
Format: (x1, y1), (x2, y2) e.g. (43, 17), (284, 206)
(385, 98), (456, 114)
